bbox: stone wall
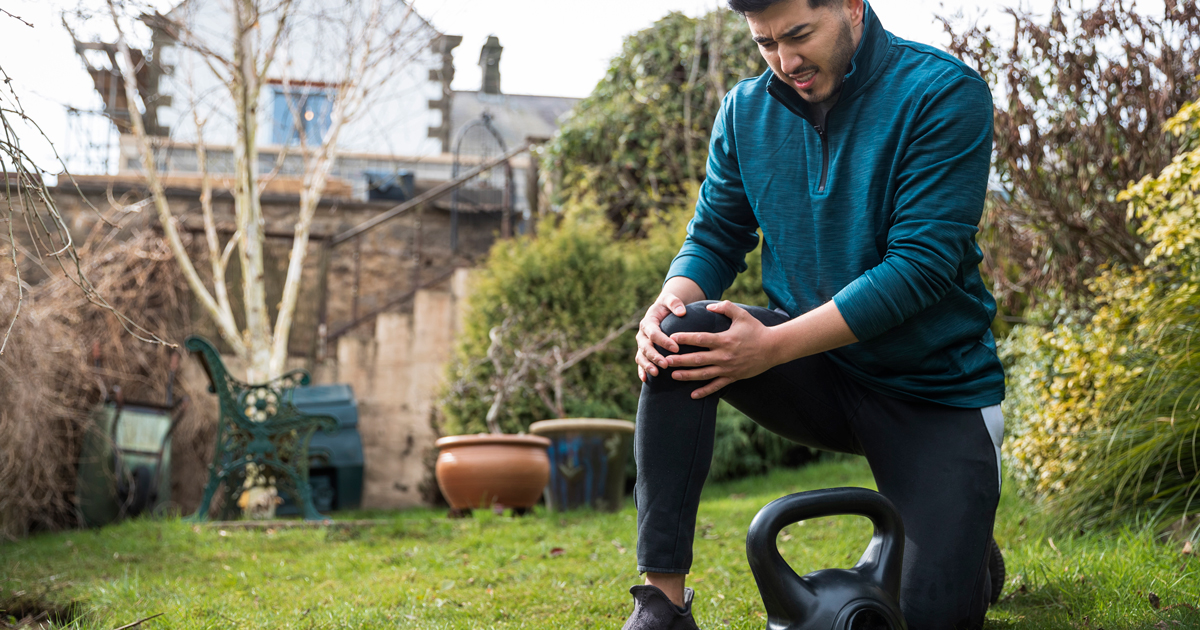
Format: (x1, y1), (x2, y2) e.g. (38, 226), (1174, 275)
(316, 269), (473, 508)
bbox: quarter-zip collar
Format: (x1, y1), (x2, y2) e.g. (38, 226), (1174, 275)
(765, 0), (892, 123)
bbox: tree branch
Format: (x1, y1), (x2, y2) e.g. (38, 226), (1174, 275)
(558, 313), (640, 374)
(192, 104), (236, 329)
(0, 9), (33, 28)
(257, 0), (296, 84)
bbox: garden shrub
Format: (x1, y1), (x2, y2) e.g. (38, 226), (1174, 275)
(1048, 100), (1200, 531)
(439, 207), (661, 436)
(1000, 271), (1153, 496)
(1051, 281), (1200, 533)
(942, 1), (1200, 311)
(1003, 100), (1200, 531)
(544, 9), (765, 236)
(439, 201), (809, 482)
(0, 230), (210, 538)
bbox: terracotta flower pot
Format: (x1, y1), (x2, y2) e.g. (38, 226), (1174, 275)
(434, 434), (551, 512)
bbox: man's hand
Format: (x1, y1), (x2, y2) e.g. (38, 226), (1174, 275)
(666, 301), (781, 398)
(635, 292), (688, 382)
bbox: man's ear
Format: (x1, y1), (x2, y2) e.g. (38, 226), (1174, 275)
(845, 0), (865, 26)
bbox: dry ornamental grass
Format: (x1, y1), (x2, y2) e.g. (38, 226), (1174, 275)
(0, 226), (214, 539)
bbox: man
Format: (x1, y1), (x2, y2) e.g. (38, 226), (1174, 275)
(622, 0), (1006, 629)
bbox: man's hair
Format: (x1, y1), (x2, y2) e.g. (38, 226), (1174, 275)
(727, 0), (842, 15)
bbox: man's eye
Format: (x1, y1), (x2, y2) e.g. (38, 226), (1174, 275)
(791, 34), (809, 42)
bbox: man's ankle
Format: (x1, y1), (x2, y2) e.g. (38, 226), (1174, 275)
(644, 572), (687, 608)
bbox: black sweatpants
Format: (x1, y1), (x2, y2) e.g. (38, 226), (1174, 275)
(634, 301), (1003, 630)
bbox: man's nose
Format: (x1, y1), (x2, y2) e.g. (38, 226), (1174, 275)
(779, 51), (806, 75)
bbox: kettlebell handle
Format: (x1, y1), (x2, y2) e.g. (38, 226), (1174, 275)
(746, 487), (905, 603)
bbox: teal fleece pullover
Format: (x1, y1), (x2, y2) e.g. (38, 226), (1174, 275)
(666, 2), (1005, 408)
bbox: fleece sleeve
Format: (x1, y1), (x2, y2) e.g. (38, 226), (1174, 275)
(832, 75), (993, 341)
(665, 94), (761, 300)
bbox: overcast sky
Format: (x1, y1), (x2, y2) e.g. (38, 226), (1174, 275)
(2, 0), (1046, 170)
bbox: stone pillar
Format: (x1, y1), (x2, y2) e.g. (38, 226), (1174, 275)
(337, 271), (476, 509)
(358, 313), (413, 508)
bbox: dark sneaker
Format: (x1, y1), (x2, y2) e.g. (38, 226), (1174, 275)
(621, 584), (700, 630)
(988, 537), (1006, 605)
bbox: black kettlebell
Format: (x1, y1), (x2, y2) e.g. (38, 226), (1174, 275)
(746, 487), (907, 630)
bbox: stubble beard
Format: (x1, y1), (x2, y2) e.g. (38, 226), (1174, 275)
(798, 16), (856, 105)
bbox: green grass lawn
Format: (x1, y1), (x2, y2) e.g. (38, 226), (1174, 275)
(2, 457), (1197, 629)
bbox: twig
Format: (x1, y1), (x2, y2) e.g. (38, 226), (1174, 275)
(112, 612), (164, 630)
(558, 313), (640, 373)
(0, 9), (34, 28)
(1, 60), (166, 351)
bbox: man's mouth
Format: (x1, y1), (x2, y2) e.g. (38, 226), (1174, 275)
(791, 69), (818, 90)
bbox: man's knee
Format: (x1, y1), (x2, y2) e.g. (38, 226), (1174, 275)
(659, 300), (729, 340)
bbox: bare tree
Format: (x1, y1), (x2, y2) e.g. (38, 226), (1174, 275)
(98, 0), (430, 381)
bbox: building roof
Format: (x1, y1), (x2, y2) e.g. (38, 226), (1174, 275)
(449, 91), (579, 152)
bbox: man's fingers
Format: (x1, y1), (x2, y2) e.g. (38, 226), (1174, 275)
(643, 341), (668, 368)
(692, 377), (734, 399)
(666, 350), (722, 369)
(669, 331), (719, 349)
(664, 295), (688, 317)
(641, 342), (669, 371)
(646, 324), (679, 354)
(706, 299), (750, 320)
(636, 346), (663, 374)
(670, 364), (724, 381)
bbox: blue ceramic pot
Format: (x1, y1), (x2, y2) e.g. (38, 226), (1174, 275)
(529, 419), (634, 512)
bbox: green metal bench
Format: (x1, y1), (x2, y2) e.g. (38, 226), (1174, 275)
(185, 335), (338, 521)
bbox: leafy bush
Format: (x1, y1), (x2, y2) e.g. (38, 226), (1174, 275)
(1053, 294), (1200, 533)
(1048, 101), (1200, 531)
(439, 208), (665, 436)
(999, 270), (1153, 496)
(1003, 101), (1200, 532)
(544, 10), (766, 235)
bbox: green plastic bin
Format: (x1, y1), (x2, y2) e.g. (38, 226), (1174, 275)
(76, 403), (174, 527)
(277, 384), (364, 515)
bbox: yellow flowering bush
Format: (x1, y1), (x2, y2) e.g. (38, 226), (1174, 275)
(1123, 99), (1200, 269)
(1001, 271), (1154, 496)
(1003, 100), (1200, 501)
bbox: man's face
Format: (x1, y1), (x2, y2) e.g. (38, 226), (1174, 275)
(746, 0), (864, 104)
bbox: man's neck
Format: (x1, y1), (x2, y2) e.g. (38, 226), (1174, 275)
(812, 93), (840, 128)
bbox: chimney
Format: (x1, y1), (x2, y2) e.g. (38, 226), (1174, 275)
(479, 35), (502, 95)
